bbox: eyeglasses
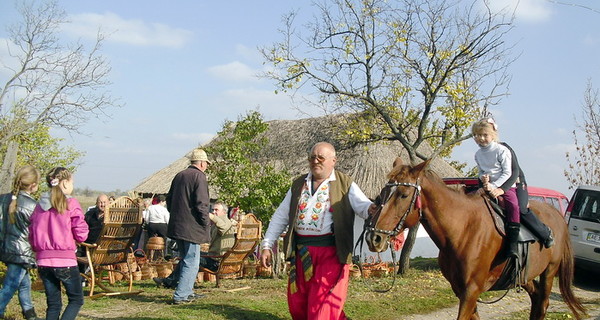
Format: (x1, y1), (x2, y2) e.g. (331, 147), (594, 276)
(307, 154), (332, 162)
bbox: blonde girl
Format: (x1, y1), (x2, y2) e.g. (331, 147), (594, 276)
(472, 118), (521, 257)
(0, 165), (42, 320)
(29, 167), (89, 320)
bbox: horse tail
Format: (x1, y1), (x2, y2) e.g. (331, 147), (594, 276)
(558, 234), (586, 319)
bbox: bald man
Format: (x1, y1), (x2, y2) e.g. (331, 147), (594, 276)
(260, 142), (376, 320)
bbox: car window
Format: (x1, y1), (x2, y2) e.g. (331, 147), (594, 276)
(548, 197), (560, 211)
(560, 198), (568, 213)
(571, 190), (600, 221)
(529, 195), (544, 203)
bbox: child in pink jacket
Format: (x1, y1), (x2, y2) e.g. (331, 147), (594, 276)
(29, 167), (89, 320)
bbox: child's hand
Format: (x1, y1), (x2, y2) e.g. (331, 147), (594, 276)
(489, 188), (505, 198)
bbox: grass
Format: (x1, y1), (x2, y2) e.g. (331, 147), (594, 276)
(2, 258), (459, 320)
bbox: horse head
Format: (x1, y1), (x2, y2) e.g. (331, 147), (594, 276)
(366, 157), (430, 253)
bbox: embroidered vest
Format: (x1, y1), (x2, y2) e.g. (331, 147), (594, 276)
(283, 170), (355, 264)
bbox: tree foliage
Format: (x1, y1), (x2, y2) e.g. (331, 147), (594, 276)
(261, 0), (514, 163)
(565, 80), (600, 188)
(0, 0), (118, 192)
(261, 0), (515, 273)
(0, 123), (82, 196)
(205, 111), (291, 224)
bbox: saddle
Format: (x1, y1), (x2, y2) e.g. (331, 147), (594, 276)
(483, 197), (536, 290)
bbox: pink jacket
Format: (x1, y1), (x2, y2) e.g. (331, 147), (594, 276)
(29, 194), (89, 266)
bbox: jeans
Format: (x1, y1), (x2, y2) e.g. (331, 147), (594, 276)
(0, 263), (34, 316)
(172, 240), (200, 301)
(39, 266), (84, 320)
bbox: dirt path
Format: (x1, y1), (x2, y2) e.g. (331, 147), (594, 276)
(405, 269), (600, 320)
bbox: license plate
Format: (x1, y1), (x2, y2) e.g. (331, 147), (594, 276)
(586, 232), (600, 243)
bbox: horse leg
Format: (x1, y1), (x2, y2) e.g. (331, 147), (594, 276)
(523, 271), (553, 320)
(456, 286), (481, 320)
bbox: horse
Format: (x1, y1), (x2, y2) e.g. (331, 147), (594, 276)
(365, 158), (586, 320)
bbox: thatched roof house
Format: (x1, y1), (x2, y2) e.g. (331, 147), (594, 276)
(133, 115), (461, 199)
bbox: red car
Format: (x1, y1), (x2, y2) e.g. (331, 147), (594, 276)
(443, 177), (569, 215)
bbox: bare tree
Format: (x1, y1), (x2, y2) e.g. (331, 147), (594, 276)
(0, 1), (118, 192)
(261, 0), (515, 272)
(565, 80), (600, 188)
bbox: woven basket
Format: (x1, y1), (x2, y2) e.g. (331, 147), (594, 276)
(349, 264), (361, 279)
(152, 262), (173, 278)
(256, 265), (272, 278)
(140, 264), (157, 280)
(146, 236), (165, 250)
(132, 270), (142, 281)
(243, 263), (257, 278)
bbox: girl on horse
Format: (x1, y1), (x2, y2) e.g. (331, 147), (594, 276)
(472, 118), (553, 257)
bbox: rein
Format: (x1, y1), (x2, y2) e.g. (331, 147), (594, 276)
(353, 179), (421, 293)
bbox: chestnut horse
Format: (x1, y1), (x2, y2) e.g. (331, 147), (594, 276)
(365, 158), (586, 320)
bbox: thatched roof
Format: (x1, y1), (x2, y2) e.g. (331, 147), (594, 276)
(133, 114), (460, 199)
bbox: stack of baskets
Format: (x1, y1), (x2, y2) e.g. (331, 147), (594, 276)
(361, 256), (389, 278)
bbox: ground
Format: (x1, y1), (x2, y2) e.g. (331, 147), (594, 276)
(407, 267), (600, 320)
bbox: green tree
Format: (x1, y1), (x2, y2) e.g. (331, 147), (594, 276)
(205, 111), (291, 224)
(261, 0), (515, 272)
(0, 1), (118, 192)
(0, 122), (82, 195)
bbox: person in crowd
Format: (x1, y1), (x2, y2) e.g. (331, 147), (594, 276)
(472, 118), (553, 258)
(145, 195), (170, 239)
(162, 148), (211, 304)
(77, 194), (108, 272)
(0, 165), (43, 320)
(133, 198), (153, 251)
(29, 167), (89, 320)
(260, 142), (376, 320)
(199, 201), (236, 271)
(83, 194), (109, 245)
(154, 201), (236, 288)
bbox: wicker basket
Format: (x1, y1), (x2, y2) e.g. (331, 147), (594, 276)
(243, 262), (257, 278)
(140, 264), (157, 280)
(146, 236), (165, 250)
(152, 261), (173, 278)
(256, 264), (272, 278)
(349, 264), (361, 279)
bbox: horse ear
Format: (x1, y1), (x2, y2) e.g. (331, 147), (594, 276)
(413, 159), (432, 174)
(392, 157), (403, 168)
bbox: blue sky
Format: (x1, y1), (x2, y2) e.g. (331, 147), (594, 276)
(1, 0), (599, 198)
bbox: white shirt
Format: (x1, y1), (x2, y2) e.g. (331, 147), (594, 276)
(474, 141), (513, 189)
(261, 170), (372, 250)
(145, 203), (170, 224)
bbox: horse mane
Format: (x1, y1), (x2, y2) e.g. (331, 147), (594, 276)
(388, 163), (478, 200)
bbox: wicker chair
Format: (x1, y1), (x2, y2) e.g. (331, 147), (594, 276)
(199, 213), (262, 287)
(77, 196), (143, 298)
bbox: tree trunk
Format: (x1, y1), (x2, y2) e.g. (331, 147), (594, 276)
(0, 141), (18, 194)
(397, 222), (420, 274)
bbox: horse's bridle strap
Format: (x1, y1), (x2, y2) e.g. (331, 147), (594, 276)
(366, 180), (421, 237)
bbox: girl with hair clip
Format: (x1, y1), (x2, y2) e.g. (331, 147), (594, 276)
(0, 165), (43, 320)
(29, 167), (89, 320)
(472, 118), (522, 258)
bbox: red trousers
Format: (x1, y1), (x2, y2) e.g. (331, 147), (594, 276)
(287, 245), (350, 320)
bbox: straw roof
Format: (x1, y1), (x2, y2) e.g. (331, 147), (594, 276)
(133, 114), (461, 199)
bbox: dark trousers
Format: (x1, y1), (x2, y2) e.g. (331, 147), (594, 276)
(38, 266), (84, 320)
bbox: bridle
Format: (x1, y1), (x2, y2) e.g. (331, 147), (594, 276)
(365, 179), (422, 237)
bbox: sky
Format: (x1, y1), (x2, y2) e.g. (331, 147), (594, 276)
(0, 0), (599, 198)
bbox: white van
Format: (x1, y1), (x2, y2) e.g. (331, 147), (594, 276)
(565, 185), (600, 273)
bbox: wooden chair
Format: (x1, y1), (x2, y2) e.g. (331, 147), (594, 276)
(199, 213), (262, 288)
(78, 196), (144, 298)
